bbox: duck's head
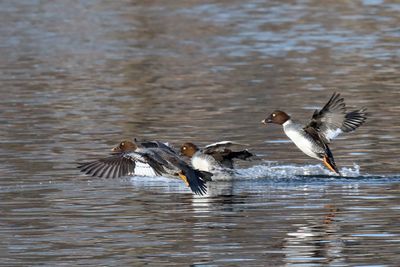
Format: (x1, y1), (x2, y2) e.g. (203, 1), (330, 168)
(180, 142), (199, 158)
(111, 140), (137, 153)
(262, 110), (290, 125)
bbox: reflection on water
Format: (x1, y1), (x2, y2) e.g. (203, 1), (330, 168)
(3, 179), (400, 265)
(0, 0), (400, 266)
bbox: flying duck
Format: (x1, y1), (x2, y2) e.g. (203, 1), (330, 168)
(78, 140), (212, 195)
(262, 92), (367, 174)
(180, 141), (254, 172)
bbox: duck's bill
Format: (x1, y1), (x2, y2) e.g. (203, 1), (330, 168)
(111, 146), (121, 152)
(261, 119), (270, 125)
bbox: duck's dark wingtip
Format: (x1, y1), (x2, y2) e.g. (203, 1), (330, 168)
(189, 176), (208, 196)
(178, 171), (208, 196)
(196, 170), (213, 182)
(342, 108), (368, 132)
(192, 181), (208, 196)
(77, 163), (87, 169)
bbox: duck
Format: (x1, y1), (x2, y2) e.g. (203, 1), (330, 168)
(78, 140), (212, 195)
(261, 92), (367, 175)
(180, 141), (254, 172)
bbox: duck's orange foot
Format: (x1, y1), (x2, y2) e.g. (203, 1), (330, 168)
(323, 155), (340, 175)
(178, 171), (189, 187)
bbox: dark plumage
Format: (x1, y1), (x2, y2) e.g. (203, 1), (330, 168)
(180, 141), (254, 171)
(305, 92), (368, 143)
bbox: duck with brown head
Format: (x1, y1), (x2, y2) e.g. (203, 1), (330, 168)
(78, 139), (212, 195)
(180, 141), (254, 174)
(261, 110), (291, 125)
(111, 140), (137, 153)
(261, 92), (367, 175)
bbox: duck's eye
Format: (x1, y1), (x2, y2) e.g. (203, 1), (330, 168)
(120, 142), (125, 147)
(272, 113), (276, 117)
(182, 146), (187, 150)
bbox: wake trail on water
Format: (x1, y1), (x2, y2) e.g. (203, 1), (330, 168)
(126, 157), (400, 190)
(127, 161), (366, 185)
(235, 161), (362, 180)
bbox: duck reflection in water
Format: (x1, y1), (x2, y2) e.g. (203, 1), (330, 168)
(282, 204), (345, 265)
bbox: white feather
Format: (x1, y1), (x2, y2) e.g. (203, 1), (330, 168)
(192, 156), (213, 172)
(191, 152), (224, 172)
(133, 161), (157, 176)
(325, 128), (343, 141)
(124, 152), (158, 177)
(205, 141), (244, 149)
(283, 120), (321, 160)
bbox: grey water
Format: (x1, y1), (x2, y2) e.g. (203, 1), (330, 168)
(1, 0), (400, 266)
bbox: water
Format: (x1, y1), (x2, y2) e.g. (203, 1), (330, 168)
(1, 0), (399, 266)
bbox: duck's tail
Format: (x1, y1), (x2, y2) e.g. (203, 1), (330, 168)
(178, 168), (210, 196)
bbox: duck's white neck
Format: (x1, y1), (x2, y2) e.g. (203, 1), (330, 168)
(282, 119), (293, 127)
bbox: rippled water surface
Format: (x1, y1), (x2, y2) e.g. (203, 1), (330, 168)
(1, 0), (400, 266)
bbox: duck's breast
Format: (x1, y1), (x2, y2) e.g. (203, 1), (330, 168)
(284, 122), (322, 160)
(192, 153), (215, 172)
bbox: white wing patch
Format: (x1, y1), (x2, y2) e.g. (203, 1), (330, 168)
(124, 152), (158, 177)
(205, 141), (243, 149)
(134, 161), (158, 176)
(324, 128), (343, 141)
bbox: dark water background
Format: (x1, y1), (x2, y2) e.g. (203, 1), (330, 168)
(1, 0), (400, 266)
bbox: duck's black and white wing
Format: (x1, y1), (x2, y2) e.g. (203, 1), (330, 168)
(125, 152), (166, 176)
(78, 153), (135, 178)
(203, 141), (245, 153)
(203, 141), (254, 165)
(135, 138), (178, 155)
(304, 92), (367, 143)
(78, 152), (164, 178)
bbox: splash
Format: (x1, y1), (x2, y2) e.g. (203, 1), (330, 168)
(127, 162), (362, 186)
(236, 161), (361, 179)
